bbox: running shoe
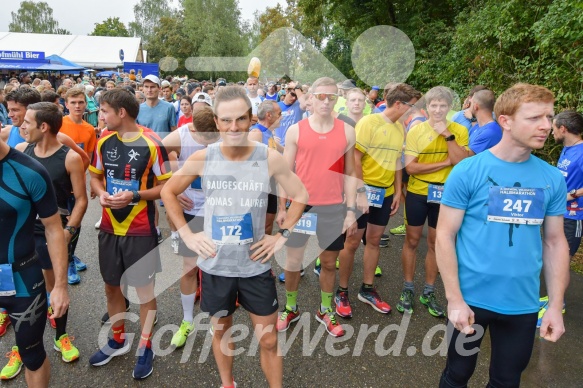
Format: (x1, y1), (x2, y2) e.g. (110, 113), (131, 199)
(389, 224), (406, 235)
(277, 267), (305, 282)
(315, 309), (345, 337)
(0, 347), (22, 380)
(100, 299), (131, 325)
(314, 257), (321, 277)
(379, 240), (389, 248)
(381, 233), (390, 241)
(396, 289), (414, 314)
(171, 320), (195, 349)
(419, 292), (446, 317)
(133, 346), (154, 380)
(171, 236), (180, 255)
(375, 265), (382, 277)
(47, 306), (57, 329)
(95, 217), (101, 229)
(336, 257), (340, 269)
(537, 297), (566, 328)
(276, 307), (300, 332)
(73, 255), (87, 271)
(89, 338), (130, 366)
(54, 333), (80, 363)
(67, 260), (80, 285)
(335, 290), (352, 318)
(358, 288), (391, 314)
(157, 230), (164, 244)
(220, 380), (238, 388)
(0, 312), (10, 337)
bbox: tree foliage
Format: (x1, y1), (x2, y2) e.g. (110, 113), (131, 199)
(9, 1), (70, 34)
(90, 17), (130, 37)
(128, 0), (175, 46)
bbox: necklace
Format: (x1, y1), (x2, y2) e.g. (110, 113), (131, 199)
(568, 139), (582, 147)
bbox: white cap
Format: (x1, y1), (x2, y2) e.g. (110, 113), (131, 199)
(192, 92), (212, 107)
(143, 74), (161, 87)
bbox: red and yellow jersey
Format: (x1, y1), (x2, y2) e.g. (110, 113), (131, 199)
(89, 128), (171, 236)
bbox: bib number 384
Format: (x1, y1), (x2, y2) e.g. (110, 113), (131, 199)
(487, 187), (544, 225)
(212, 213), (253, 245)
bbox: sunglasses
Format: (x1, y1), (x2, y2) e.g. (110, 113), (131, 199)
(313, 93), (339, 102)
(400, 100), (415, 108)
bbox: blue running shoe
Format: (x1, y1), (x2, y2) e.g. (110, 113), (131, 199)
(73, 255), (87, 271)
(89, 338), (130, 366)
(278, 267), (305, 282)
(67, 260), (80, 285)
(133, 347), (155, 380)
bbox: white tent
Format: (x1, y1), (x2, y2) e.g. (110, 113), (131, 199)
(0, 32), (143, 69)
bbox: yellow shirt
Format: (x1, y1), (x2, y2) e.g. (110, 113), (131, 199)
(405, 121), (469, 195)
(355, 113), (404, 196)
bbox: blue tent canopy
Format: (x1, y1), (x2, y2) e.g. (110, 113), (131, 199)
(0, 59), (84, 71)
(45, 54), (86, 72)
(96, 71), (119, 77)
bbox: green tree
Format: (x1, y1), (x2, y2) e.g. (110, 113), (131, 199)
(129, 0), (175, 46)
(147, 14), (196, 77)
(90, 17), (130, 37)
(9, 1), (69, 34)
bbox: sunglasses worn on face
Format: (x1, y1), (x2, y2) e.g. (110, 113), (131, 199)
(400, 100), (415, 108)
(313, 93), (338, 102)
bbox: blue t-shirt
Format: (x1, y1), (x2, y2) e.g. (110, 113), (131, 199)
(0, 148), (57, 296)
(451, 110), (472, 131)
(275, 101), (303, 147)
(137, 100), (177, 138)
(265, 93), (278, 101)
(557, 142), (583, 220)
(441, 150), (566, 315)
(469, 121), (502, 154)
(7, 127), (25, 148)
(250, 123), (272, 147)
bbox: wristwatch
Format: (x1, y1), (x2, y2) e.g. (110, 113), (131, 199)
(278, 229), (291, 238)
(470, 117), (477, 123)
(346, 206), (357, 213)
(356, 187), (367, 194)
(569, 189), (579, 198)
(132, 190), (141, 203)
(444, 134), (456, 142)
(64, 226), (77, 235)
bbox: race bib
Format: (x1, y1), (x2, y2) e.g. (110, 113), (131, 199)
(487, 187), (545, 225)
(76, 142), (85, 150)
(427, 184), (444, 204)
(293, 212), (317, 235)
(190, 177), (202, 190)
(212, 213), (253, 245)
(365, 185), (385, 208)
(106, 177), (139, 205)
(0, 264), (16, 296)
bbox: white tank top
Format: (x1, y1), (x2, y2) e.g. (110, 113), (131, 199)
(178, 124), (206, 216)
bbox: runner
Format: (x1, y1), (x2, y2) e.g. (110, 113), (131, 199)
(59, 87), (97, 282)
(161, 106), (220, 349)
(336, 83), (421, 318)
(0, 109), (69, 386)
(88, 88), (171, 379)
(276, 77), (357, 337)
(274, 82), (305, 147)
(161, 85), (308, 388)
(468, 89), (502, 155)
(437, 83), (569, 387)
(246, 76), (264, 124)
(15, 102), (87, 365)
(397, 86), (469, 317)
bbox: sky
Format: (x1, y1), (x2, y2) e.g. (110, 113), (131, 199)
(0, 0), (285, 35)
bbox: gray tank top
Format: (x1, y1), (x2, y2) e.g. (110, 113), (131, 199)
(178, 124), (205, 216)
(198, 142), (270, 277)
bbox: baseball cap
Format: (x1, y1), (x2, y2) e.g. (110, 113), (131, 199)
(218, 80), (227, 86)
(143, 74), (161, 87)
(372, 86), (380, 91)
(192, 92), (213, 107)
(161, 80), (171, 88)
(340, 79), (356, 89)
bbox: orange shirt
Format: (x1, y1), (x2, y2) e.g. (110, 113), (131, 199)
(59, 116), (96, 158)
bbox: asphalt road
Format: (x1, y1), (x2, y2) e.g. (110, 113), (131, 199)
(0, 195), (581, 387)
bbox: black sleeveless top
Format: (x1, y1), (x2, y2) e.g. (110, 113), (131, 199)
(23, 143), (71, 232)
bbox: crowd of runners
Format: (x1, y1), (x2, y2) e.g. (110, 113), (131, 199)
(0, 70), (577, 387)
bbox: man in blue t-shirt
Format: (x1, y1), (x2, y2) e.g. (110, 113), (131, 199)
(436, 84), (569, 388)
(451, 85), (488, 134)
(136, 75), (177, 138)
(553, 110), (583, 257)
(468, 89), (502, 154)
(274, 83), (304, 147)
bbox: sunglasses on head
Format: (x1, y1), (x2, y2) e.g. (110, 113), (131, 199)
(313, 93), (338, 101)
